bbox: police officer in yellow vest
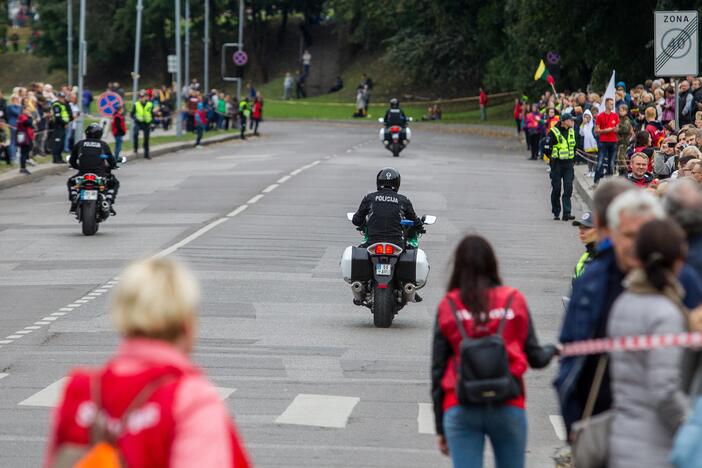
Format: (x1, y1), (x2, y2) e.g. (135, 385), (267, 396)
(544, 112), (576, 221)
(572, 211), (597, 282)
(51, 92), (73, 163)
(131, 91), (154, 159)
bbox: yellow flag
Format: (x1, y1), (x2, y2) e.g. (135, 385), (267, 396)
(534, 59), (547, 81)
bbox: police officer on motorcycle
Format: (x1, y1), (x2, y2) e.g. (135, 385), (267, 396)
(67, 123), (120, 214)
(352, 168), (421, 247)
(382, 99), (411, 144)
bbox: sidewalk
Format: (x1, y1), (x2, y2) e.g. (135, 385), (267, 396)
(0, 131), (245, 191)
(573, 164), (594, 207)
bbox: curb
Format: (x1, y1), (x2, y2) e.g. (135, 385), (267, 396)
(0, 132), (245, 191)
(573, 164), (594, 208)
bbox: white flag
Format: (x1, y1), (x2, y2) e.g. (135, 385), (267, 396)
(603, 70), (616, 104)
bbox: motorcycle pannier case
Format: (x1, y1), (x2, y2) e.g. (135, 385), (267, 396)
(396, 248), (430, 288)
(340, 246), (372, 283)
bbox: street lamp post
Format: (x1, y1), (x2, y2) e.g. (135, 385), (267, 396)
(67, 0), (73, 88)
(76, 0), (86, 139)
(175, 0), (183, 137)
(204, 0), (209, 93)
(184, 0), (189, 91)
(131, 0), (144, 110)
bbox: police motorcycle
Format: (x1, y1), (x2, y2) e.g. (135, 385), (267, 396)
(72, 156), (126, 236)
(378, 117), (413, 157)
(340, 213), (436, 328)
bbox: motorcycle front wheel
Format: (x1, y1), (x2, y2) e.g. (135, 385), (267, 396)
(372, 286), (395, 328)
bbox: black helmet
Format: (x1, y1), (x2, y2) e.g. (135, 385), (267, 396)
(85, 123), (103, 140)
(390, 98), (399, 109)
(376, 167), (401, 191)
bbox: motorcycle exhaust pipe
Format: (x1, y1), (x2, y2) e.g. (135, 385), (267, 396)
(403, 283), (417, 302)
(101, 200), (111, 213)
(351, 281), (366, 303)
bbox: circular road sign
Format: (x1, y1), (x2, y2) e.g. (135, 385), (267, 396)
(97, 91), (123, 118)
(233, 50), (248, 66)
(661, 28), (693, 60)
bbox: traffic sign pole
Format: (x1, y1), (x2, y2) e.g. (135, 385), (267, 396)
(76, 0), (86, 141)
(175, 0), (182, 137)
(204, 0), (209, 93)
(131, 0), (144, 110)
(185, 0), (189, 93)
(675, 79), (680, 130)
(67, 0), (73, 88)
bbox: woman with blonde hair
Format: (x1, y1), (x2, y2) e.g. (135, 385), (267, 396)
(45, 257), (251, 468)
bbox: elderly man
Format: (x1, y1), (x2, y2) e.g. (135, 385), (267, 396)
(680, 80), (695, 126)
(653, 135), (678, 179)
(625, 153), (655, 187)
(555, 181), (702, 436)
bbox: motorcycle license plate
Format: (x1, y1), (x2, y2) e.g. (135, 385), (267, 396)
(81, 190), (98, 201)
(392, 134), (399, 140)
(376, 264), (392, 276)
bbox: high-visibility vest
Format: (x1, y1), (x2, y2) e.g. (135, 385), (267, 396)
(551, 126), (575, 160)
(52, 101), (69, 123)
(574, 251), (591, 278)
(134, 101), (154, 123)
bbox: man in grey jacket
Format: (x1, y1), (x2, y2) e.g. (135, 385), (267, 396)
(653, 136), (677, 179)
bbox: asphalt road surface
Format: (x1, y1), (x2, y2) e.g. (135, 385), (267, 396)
(0, 121), (585, 467)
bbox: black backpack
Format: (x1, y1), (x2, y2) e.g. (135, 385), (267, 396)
(447, 293), (521, 405)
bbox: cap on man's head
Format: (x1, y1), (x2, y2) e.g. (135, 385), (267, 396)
(561, 112), (574, 122)
(573, 212), (594, 228)
(57, 91), (66, 98)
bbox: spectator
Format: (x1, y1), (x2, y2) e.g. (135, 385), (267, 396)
(615, 104), (633, 175)
(663, 86), (677, 126)
(302, 49), (312, 76)
(691, 160), (702, 184)
(16, 106), (34, 175)
(653, 135), (678, 179)
(295, 71), (306, 99)
(572, 211), (597, 280)
(329, 75), (343, 93)
(607, 219), (688, 468)
(111, 103), (127, 159)
(431, 235), (556, 468)
(81, 88), (93, 116)
(680, 80), (695, 126)
(594, 97), (620, 184)
(353, 86), (367, 118)
(513, 98), (523, 136)
(479, 87), (488, 121)
(216, 92), (227, 130)
(644, 106), (665, 148)
(283, 72), (294, 100)
(44, 257), (251, 468)
(625, 153), (655, 188)
(361, 73), (373, 113)
(0, 121), (9, 165)
(252, 94), (263, 136)
(6, 95), (21, 163)
(554, 179), (702, 436)
(580, 109), (598, 176)
(194, 102), (207, 148)
(525, 104), (542, 161)
(65, 92), (80, 152)
(238, 97), (250, 140)
(665, 179), (702, 279)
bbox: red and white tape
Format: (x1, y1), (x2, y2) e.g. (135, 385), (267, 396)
(561, 332), (702, 357)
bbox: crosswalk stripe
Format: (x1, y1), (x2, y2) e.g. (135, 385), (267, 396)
(549, 414), (567, 441)
(0, 373), (8, 380)
(19, 378), (67, 407)
(275, 394), (359, 428)
(417, 403), (436, 435)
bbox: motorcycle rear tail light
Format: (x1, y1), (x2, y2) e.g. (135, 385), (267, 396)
(375, 245), (384, 255)
(84, 174), (97, 181)
(384, 245), (394, 255)
(391, 126), (401, 132)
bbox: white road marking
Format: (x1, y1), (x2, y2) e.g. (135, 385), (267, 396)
(549, 414), (567, 441)
(51, 312), (67, 316)
(290, 168), (303, 176)
(59, 308), (73, 312)
(88, 292), (102, 296)
(14, 330), (32, 335)
(94, 289), (108, 293)
(19, 378), (67, 407)
(6, 335), (22, 339)
(0, 340), (14, 344)
(309, 160), (321, 167)
(24, 326), (40, 330)
(346, 149), (352, 153)
(277, 175), (291, 184)
(262, 184), (279, 193)
(156, 217), (229, 257)
(216, 387), (236, 401)
(102, 284), (114, 288)
(275, 394), (360, 428)
(0, 373), (7, 380)
(69, 303), (82, 308)
(417, 403), (436, 435)
(41, 317), (58, 322)
(34, 321), (49, 325)
(227, 205), (248, 218)
(75, 300), (89, 304)
(247, 194), (264, 204)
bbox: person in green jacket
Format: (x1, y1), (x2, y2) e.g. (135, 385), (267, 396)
(239, 98), (250, 140)
(572, 211), (597, 281)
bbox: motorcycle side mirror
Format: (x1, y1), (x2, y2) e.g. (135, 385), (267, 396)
(422, 215), (437, 225)
(347, 212), (355, 221)
(408, 117), (414, 122)
(378, 118), (384, 123)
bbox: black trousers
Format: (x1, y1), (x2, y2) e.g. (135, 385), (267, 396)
(528, 132), (540, 159)
(550, 159), (574, 217)
(133, 122), (150, 157)
(52, 126), (65, 163)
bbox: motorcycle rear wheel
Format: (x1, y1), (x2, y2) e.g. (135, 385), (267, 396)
(372, 286), (395, 328)
(80, 201), (99, 236)
(392, 142), (400, 157)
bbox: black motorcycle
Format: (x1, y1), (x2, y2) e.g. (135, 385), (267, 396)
(378, 117), (413, 157)
(72, 157), (125, 236)
(341, 213), (436, 328)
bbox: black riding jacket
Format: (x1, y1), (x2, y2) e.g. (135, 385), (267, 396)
(69, 139), (116, 176)
(384, 108), (408, 127)
(352, 188), (420, 245)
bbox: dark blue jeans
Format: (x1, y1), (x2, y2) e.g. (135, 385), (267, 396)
(444, 405), (527, 468)
(595, 141), (617, 183)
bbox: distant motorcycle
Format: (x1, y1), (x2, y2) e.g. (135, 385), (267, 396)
(340, 213), (436, 328)
(378, 117), (413, 157)
(72, 156), (126, 236)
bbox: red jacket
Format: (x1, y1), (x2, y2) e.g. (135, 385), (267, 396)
(436, 287), (530, 412)
(479, 91), (488, 106)
(513, 102), (522, 119)
(45, 339), (250, 468)
(112, 112), (127, 137)
(252, 101), (262, 120)
(16, 113), (34, 145)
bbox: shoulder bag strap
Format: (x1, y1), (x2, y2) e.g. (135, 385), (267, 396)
(496, 291), (517, 336)
(446, 296), (470, 342)
(582, 355), (608, 421)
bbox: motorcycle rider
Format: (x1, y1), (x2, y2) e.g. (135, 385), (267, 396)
(382, 98), (410, 144)
(67, 123), (120, 215)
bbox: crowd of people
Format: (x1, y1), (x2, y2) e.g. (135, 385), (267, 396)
(0, 79), (263, 175)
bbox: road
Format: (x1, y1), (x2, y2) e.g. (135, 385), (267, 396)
(0, 121), (584, 467)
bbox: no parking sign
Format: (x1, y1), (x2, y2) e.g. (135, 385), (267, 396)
(96, 91), (124, 118)
(233, 50), (248, 66)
